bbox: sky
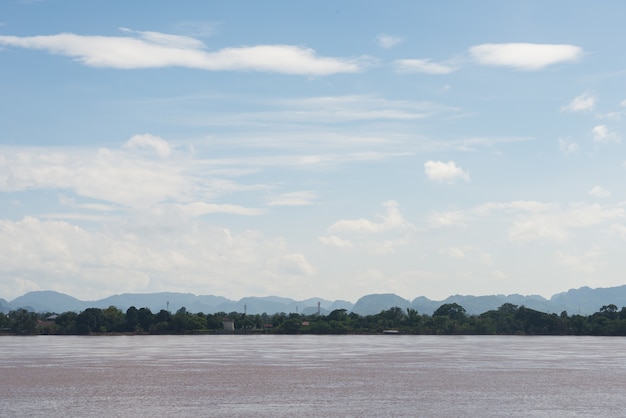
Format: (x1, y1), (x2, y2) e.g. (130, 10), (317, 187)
(1, 1), (626, 303)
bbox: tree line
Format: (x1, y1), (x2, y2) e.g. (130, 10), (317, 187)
(3, 302), (626, 336)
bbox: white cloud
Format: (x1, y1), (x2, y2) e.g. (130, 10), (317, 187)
(592, 125), (620, 143)
(171, 21), (220, 38)
(119, 28), (206, 49)
(266, 253), (315, 277)
(266, 191), (317, 206)
(424, 160), (470, 183)
(273, 95), (451, 122)
(328, 200), (413, 234)
(376, 34), (403, 49)
(589, 185), (611, 198)
(558, 137), (579, 155)
(0, 142), (268, 209)
(393, 59), (456, 74)
(0, 214), (314, 301)
(0, 147), (188, 207)
(609, 223), (626, 239)
(430, 200), (624, 244)
(446, 136), (532, 152)
(439, 246), (494, 265)
(556, 248), (603, 273)
(318, 235), (354, 249)
(508, 217), (570, 242)
(473, 200), (551, 216)
(469, 43), (583, 70)
(323, 201), (415, 254)
(508, 203), (625, 243)
(0, 30), (367, 75)
(561, 92), (597, 112)
(439, 247), (466, 258)
(124, 133), (172, 157)
(428, 210), (468, 228)
(179, 202), (264, 217)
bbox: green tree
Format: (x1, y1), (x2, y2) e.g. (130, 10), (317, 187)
(9, 309), (37, 334)
(125, 306), (139, 332)
(76, 308), (104, 334)
(137, 307), (155, 332)
(55, 311), (78, 334)
(600, 304), (618, 320)
(405, 308), (420, 327)
(206, 313), (223, 330)
(327, 309), (348, 322)
(102, 306), (125, 332)
(433, 303), (467, 320)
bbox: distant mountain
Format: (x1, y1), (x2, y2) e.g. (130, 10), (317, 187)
(328, 300), (354, 311)
(0, 298), (11, 314)
(9, 290), (89, 313)
(550, 285), (626, 315)
(413, 294), (557, 316)
(92, 292), (231, 313)
(213, 296), (340, 315)
(5, 291), (341, 316)
(5, 285), (626, 316)
(352, 293), (412, 315)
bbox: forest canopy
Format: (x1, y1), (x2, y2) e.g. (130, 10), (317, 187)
(3, 303), (626, 336)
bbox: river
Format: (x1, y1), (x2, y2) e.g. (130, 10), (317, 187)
(2, 335), (625, 417)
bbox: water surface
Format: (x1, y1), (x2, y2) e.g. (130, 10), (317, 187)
(2, 335), (625, 417)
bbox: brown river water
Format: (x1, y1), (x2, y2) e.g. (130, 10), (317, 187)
(2, 335), (625, 417)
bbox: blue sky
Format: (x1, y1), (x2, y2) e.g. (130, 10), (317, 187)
(1, 1), (626, 302)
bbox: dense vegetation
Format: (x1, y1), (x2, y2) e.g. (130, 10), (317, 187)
(3, 303), (626, 336)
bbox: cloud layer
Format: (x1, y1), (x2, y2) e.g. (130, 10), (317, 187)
(424, 161), (470, 183)
(469, 43), (583, 70)
(0, 30), (365, 75)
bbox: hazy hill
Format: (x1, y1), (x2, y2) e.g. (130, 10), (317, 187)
(5, 291), (341, 316)
(0, 298), (11, 314)
(550, 285), (626, 315)
(352, 293), (412, 315)
(413, 294), (558, 316)
(9, 290), (89, 313)
(92, 292), (232, 314)
(5, 285), (626, 316)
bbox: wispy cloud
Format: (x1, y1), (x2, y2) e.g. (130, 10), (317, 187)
(170, 21), (220, 38)
(430, 200), (625, 245)
(274, 95), (450, 122)
(592, 125), (620, 143)
(558, 137), (580, 155)
(439, 246), (494, 266)
(318, 235), (354, 249)
(0, 29), (368, 75)
(393, 59), (456, 74)
(0, 138), (267, 209)
(428, 210), (468, 228)
(469, 43), (583, 70)
(376, 33), (403, 49)
(589, 185), (611, 198)
(322, 201), (414, 254)
(561, 91), (597, 112)
(424, 160), (470, 183)
(123, 133), (172, 157)
(328, 200), (413, 234)
(178, 202), (264, 217)
(266, 191), (317, 207)
(0, 214), (311, 300)
(556, 248), (603, 273)
(508, 204), (624, 242)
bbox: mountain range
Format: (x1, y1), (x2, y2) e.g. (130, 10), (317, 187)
(3, 285), (626, 316)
